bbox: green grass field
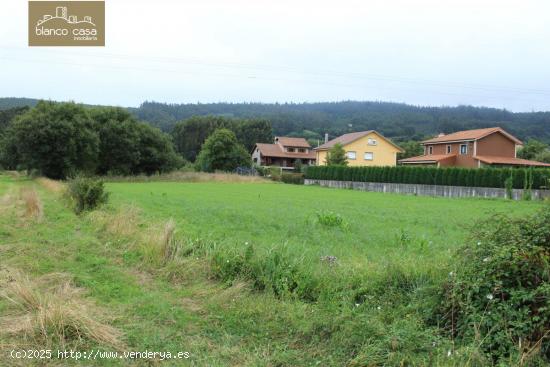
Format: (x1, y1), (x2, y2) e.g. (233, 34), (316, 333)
(106, 181), (539, 273)
(0, 174), (543, 366)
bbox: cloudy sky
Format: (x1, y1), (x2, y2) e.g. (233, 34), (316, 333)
(1, 0), (550, 111)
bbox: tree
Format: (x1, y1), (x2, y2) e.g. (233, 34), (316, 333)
(172, 115), (272, 162)
(232, 118), (273, 151)
(517, 140), (548, 160)
(89, 107), (142, 175)
(534, 150), (550, 163)
(195, 128), (251, 172)
(397, 140), (423, 159)
(325, 143), (348, 166)
(4, 101), (99, 178)
(133, 123), (183, 175)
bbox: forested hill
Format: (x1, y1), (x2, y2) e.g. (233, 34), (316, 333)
(2, 98), (550, 143)
(132, 101), (550, 143)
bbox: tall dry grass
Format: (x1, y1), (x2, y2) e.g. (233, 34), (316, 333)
(89, 206), (184, 265)
(36, 177), (65, 194)
(0, 189), (16, 209)
(161, 218), (178, 262)
(19, 187), (43, 221)
(104, 171), (270, 183)
(0, 270), (124, 350)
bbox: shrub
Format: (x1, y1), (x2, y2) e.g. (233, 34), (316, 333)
(266, 166), (282, 181)
(438, 205), (550, 364)
(293, 159), (303, 173)
(504, 174), (513, 199)
(281, 173), (304, 185)
(67, 176), (109, 214)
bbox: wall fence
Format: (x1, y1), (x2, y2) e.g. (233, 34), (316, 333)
(304, 179), (550, 200)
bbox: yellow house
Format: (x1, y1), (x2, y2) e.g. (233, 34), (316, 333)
(314, 130), (403, 166)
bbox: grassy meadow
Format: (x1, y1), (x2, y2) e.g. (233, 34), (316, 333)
(0, 173), (544, 366)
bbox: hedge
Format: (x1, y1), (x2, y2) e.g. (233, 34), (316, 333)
(304, 166), (550, 189)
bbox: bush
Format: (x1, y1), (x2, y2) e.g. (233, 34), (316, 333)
(438, 205), (550, 364)
(266, 166), (282, 181)
(67, 176), (109, 214)
(281, 173), (304, 185)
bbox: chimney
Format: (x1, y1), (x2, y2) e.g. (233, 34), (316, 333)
(438, 133), (445, 137)
(324, 133), (329, 143)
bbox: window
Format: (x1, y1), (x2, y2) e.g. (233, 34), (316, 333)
(287, 147), (294, 152)
(368, 138), (377, 146)
(346, 151), (356, 160)
(364, 152), (374, 161)
(460, 144), (468, 155)
(428, 146), (433, 155)
(446, 145), (451, 154)
(298, 148), (306, 153)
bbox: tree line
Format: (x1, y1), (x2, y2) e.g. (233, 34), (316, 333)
(2, 100), (550, 178)
(0, 102), (271, 178)
(130, 101), (550, 145)
(0, 102), (182, 178)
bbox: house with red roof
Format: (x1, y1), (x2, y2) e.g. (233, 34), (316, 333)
(251, 137), (316, 170)
(399, 127), (550, 168)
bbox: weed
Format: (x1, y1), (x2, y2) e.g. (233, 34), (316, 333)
(19, 187), (43, 221)
(315, 210), (347, 229)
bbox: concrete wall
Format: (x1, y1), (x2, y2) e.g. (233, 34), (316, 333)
(305, 179), (550, 200)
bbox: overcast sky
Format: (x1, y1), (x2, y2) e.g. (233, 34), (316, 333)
(1, 0), (550, 111)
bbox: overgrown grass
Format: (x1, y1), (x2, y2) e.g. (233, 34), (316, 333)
(102, 170), (270, 183)
(1, 173), (545, 365)
(0, 269), (124, 350)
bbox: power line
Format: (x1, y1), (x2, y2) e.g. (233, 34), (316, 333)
(3, 45), (550, 97)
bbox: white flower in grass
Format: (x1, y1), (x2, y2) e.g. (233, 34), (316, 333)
(226, 260), (230, 263)
(483, 257), (490, 262)
(449, 271), (454, 277)
(477, 241), (482, 246)
(355, 303), (360, 307)
(245, 242), (249, 245)
(447, 350), (452, 357)
(486, 294), (494, 300)
(377, 306), (381, 310)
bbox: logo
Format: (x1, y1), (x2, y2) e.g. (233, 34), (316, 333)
(29, 1), (105, 46)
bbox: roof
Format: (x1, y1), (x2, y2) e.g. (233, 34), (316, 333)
(399, 154), (456, 164)
(255, 143), (316, 159)
(275, 137), (311, 148)
(315, 130), (403, 152)
(422, 127), (523, 145)
(474, 155), (550, 167)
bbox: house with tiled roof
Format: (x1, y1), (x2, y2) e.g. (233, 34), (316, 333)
(251, 137), (316, 170)
(314, 130), (403, 166)
(399, 127), (550, 168)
